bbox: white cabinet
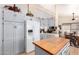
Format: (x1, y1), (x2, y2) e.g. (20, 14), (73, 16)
(48, 19), (55, 26)
(62, 25), (71, 35)
(40, 19), (55, 28)
(4, 9), (15, 21)
(14, 22), (25, 54)
(0, 8), (2, 55)
(4, 22), (15, 55)
(40, 19), (48, 28)
(0, 9), (25, 55)
(4, 9), (25, 22)
(4, 21), (25, 55)
(40, 34), (48, 39)
(57, 42), (70, 55)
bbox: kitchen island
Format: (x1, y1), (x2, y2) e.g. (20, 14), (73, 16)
(33, 37), (70, 55)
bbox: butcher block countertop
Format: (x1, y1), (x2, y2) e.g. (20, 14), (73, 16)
(33, 37), (69, 55)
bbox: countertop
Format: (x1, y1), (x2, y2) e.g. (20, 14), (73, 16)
(40, 33), (57, 35)
(33, 37), (69, 55)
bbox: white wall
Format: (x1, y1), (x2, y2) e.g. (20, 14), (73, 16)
(58, 16), (79, 25)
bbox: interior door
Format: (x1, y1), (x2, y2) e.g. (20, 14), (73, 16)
(4, 22), (15, 55)
(14, 22), (25, 54)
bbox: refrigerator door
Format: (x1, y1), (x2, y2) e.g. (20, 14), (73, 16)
(26, 20), (34, 53)
(26, 20), (40, 53)
(33, 21), (40, 41)
(32, 21), (40, 52)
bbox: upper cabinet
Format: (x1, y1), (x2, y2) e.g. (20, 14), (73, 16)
(40, 19), (48, 27)
(3, 9), (25, 22)
(40, 18), (55, 28)
(48, 19), (55, 27)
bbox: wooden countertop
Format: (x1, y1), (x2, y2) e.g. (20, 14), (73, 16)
(33, 37), (69, 55)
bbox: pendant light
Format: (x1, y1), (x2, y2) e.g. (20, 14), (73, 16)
(72, 12), (75, 20)
(26, 4), (34, 17)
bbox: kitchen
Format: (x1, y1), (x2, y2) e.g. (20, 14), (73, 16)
(0, 4), (79, 55)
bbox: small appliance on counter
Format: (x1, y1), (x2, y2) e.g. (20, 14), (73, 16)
(40, 26), (57, 33)
(47, 26), (57, 33)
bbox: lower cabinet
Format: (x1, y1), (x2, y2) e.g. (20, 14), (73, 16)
(40, 33), (55, 40)
(57, 42), (70, 55)
(2, 21), (25, 55)
(40, 34), (48, 39)
(61, 46), (70, 55)
(35, 46), (49, 55)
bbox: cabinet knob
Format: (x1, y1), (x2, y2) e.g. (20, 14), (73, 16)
(14, 26), (17, 28)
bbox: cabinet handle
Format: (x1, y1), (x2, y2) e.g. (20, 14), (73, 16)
(2, 40), (4, 42)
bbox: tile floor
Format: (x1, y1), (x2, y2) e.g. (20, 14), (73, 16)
(70, 46), (79, 55)
(20, 51), (35, 55)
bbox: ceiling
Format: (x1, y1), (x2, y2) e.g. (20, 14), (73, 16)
(1, 4), (79, 17)
(40, 4), (79, 17)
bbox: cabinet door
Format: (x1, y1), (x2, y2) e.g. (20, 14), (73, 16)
(14, 22), (25, 54)
(4, 10), (15, 21)
(4, 22), (15, 55)
(62, 25), (70, 34)
(40, 34), (43, 39)
(0, 8), (2, 55)
(71, 24), (77, 32)
(0, 23), (2, 55)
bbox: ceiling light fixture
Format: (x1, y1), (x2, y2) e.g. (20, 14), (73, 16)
(26, 4), (34, 17)
(4, 4), (20, 12)
(72, 12), (75, 20)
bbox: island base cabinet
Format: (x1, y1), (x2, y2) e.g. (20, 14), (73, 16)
(57, 42), (70, 55)
(35, 46), (49, 55)
(35, 42), (70, 55)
